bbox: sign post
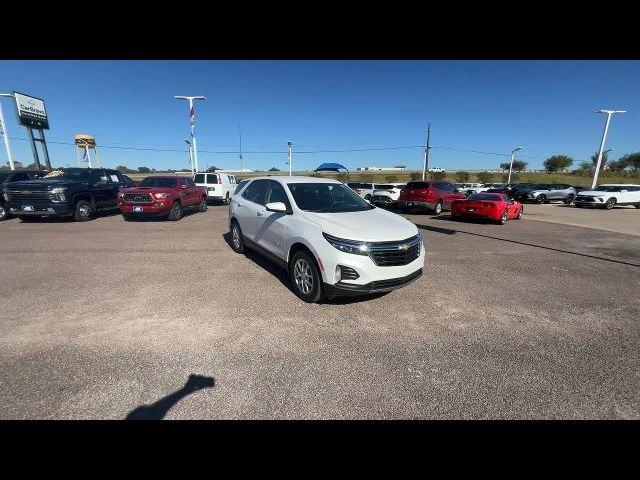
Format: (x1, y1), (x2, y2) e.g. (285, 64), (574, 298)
(13, 91), (51, 171)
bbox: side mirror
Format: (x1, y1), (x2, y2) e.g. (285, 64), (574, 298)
(265, 202), (288, 213)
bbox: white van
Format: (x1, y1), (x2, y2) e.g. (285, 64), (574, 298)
(194, 172), (238, 204)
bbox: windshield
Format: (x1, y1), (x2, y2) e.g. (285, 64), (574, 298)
(467, 193), (503, 201)
(595, 186), (627, 192)
(288, 183), (374, 213)
(139, 177), (177, 188)
(43, 168), (91, 180)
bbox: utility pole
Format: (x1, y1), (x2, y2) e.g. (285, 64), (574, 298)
(239, 125), (243, 172)
(422, 123), (431, 181)
(288, 141), (293, 176)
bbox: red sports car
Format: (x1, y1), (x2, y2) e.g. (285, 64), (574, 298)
(450, 193), (523, 224)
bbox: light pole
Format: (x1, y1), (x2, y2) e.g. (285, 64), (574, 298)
(0, 93), (16, 170)
(184, 139), (193, 175)
(287, 141), (293, 176)
(175, 95), (206, 173)
(508, 146), (523, 184)
(592, 110), (626, 189)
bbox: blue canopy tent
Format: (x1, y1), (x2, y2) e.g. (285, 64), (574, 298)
(313, 162), (349, 178)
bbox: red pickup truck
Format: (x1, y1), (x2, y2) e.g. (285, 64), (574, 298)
(117, 175), (207, 221)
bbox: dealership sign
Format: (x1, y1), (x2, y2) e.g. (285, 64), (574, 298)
(13, 91), (49, 129)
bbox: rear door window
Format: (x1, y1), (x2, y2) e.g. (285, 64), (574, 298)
(241, 179), (267, 205)
(207, 174), (219, 184)
(194, 173), (206, 184)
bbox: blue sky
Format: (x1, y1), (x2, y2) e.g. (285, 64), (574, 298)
(0, 60), (638, 171)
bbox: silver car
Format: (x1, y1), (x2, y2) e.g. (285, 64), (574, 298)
(513, 183), (577, 204)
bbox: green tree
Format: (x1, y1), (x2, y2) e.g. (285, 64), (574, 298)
(206, 166), (220, 172)
(500, 160), (527, 172)
(503, 173), (520, 183)
(543, 155), (573, 173)
(138, 166), (151, 173)
(268, 166), (280, 172)
(617, 152), (640, 172)
(409, 172), (422, 181)
(499, 162), (511, 170)
(116, 165), (131, 173)
(385, 175), (399, 182)
(477, 171), (497, 183)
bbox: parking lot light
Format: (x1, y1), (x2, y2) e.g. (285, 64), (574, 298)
(592, 110), (626, 189)
(508, 146), (523, 184)
(0, 93), (16, 171)
(175, 95), (206, 173)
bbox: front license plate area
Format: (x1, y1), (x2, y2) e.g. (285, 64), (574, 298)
(22, 205), (34, 212)
(133, 206), (143, 213)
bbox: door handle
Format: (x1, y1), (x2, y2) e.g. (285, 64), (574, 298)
(257, 211), (264, 217)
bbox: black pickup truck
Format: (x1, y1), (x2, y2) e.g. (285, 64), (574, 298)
(0, 170), (47, 220)
(2, 167), (127, 222)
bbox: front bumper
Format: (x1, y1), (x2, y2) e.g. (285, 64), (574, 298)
(324, 268), (423, 297)
(119, 201), (172, 214)
(7, 202), (73, 216)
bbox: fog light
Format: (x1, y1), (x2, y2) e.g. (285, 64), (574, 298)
(155, 202), (165, 208)
(334, 265), (342, 283)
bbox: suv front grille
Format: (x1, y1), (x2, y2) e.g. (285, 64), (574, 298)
(576, 196), (595, 202)
(124, 193), (153, 203)
(367, 235), (421, 267)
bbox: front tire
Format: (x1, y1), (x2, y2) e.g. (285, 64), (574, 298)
(433, 200), (443, 216)
(536, 195), (546, 204)
(563, 194), (575, 204)
(74, 199), (92, 222)
(0, 204), (8, 221)
(499, 209), (508, 225)
(604, 198), (616, 210)
(516, 207), (523, 219)
(289, 250), (323, 303)
(365, 194), (372, 202)
(230, 220), (244, 254)
(168, 201), (183, 221)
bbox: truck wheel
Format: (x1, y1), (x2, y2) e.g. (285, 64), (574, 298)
(198, 197), (208, 212)
(605, 198), (616, 210)
(433, 200), (443, 216)
(74, 200), (92, 221)
(230, 220), (244, 254)
(168, 201), (183, 221)
(0, 204), (8, 221)
(289, 250), (323, 303)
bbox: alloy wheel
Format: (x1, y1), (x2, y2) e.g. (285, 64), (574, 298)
(293, 258), (313, 295)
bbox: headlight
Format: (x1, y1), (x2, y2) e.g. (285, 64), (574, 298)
(117, 192), (125, 198)
(2, 191), (7, 202)
(51, 187), (67, 202)
(323, 233), (369, 256)
(154, 192), (169, 199)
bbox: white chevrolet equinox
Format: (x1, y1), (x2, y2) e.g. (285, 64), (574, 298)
(229, 176), (425, 302)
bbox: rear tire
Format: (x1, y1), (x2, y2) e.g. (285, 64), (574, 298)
(168, 201), (183, 221)
(74, 199), (92, 222)
(223, 193), (230, 205)
(605, 198), (616, 210)
(433, 200), (443, 216)
(635, 203), (640, 209)
(289, 250), (323, 303)
(198, 197), (208, 212)
(230, 220), (244, 254)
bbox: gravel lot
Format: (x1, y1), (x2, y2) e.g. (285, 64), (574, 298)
(0, 204), (638, 419)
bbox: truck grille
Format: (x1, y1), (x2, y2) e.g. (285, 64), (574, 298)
(367, 235), (421, 267)
(576, 196), (595, 202)
(123, 193), (153, 203)
(6, 189), (54, 201)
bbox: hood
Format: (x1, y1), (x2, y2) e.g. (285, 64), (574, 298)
(5, 179), (78, 189)
(122, 186), (175, 194)
(303, 207), (418, 242)
(577, 190), (607, 197)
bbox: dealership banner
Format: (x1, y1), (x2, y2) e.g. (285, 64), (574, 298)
(13, 92), (49, 129)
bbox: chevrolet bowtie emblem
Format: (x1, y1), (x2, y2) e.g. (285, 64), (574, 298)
(398, 244), (408, 251)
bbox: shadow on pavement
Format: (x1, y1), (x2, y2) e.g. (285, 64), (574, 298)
(126, 374), (215, 420)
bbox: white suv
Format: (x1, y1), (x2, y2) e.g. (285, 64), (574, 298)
(574, 184), (640, 209)
(371, 183), (406, 207)
(194, 172), (238, 204)
(229, 176), (425, 303)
